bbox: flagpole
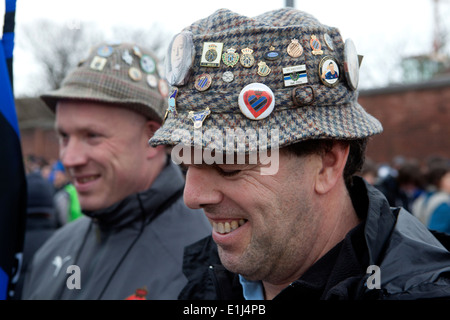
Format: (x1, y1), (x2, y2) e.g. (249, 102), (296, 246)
(0, 0), (26, 300)
(2, 0), (16, 91)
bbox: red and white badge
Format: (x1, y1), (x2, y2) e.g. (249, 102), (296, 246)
(238, 83), (275, 120)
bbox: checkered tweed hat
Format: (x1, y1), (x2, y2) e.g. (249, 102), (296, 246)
(41, 42), (168, 122)
(149, 8), (382, 152)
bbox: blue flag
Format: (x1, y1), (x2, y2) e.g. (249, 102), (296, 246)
(0, 0), (27, 300)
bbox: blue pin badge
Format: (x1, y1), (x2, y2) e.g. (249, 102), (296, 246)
(188, 108), (211, 129)
(194, 73), (212, 91)
(163, 89), (178, 123)
(168, 89), (178, 115)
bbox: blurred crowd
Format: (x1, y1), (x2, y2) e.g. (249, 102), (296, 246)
(357, 155), (450, 234)
(13, 154), (82, 298)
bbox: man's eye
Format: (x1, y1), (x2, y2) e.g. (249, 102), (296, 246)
(216, 167), (241, 177)
(87, 132), (100, 139)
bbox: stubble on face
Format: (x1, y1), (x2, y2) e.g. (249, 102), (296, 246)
(212, 153), (320, 285)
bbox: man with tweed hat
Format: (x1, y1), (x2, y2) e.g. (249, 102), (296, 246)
(22, 42), (211, 300)
(149, 8), (450, 300)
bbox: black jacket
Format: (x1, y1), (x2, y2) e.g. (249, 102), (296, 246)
(179, 176), (450, 300)
(22, 159), (212, 300)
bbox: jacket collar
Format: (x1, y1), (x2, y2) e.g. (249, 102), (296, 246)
(83, 157), (185, 229)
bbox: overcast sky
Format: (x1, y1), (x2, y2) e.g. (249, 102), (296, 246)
(3, 0), (450, 95)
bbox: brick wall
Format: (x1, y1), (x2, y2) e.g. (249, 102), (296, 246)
(358, 78), (450, 164)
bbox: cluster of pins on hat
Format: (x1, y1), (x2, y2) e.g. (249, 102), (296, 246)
(88, 43), (169, 98)
(164, 28), (362, 127)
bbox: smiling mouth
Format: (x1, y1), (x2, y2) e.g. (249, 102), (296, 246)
(76, 175), (99, 184)
(211, 219), (247, 234)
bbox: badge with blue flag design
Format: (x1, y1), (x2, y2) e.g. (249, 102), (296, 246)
(194, 73), (212, 91)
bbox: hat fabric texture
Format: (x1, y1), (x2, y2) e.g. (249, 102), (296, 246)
(40, 42), (168, 122)
(149, 8), (383, 152)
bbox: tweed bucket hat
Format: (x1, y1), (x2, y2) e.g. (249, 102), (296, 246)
(40, 42), (168, 122)
(149, 8), (383, 152)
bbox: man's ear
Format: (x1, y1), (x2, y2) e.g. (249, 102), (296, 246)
(145, 120), (163, 159)
(314, 142), (350, 195)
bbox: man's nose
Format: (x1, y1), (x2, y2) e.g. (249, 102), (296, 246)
(183, 166), (223, 209)
(60, 137), (88, 169)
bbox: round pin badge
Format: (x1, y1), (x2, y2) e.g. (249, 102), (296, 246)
(194, 73), (212, 91)
(264, 46), (281, 61)
(140, 54), (156, 74)
(97, 45), (113, 57)
(287, 39), (303, 58)
(146, 74), (157, 88)
(128, 67), (142, 81)
(324, 33), (334, 51)
(318, 56), (340, 87)
(343, 39), (359, 90)
(165, 31), (196, 86)
(222, 71), (234, 83)
(238, 83), (275, 120)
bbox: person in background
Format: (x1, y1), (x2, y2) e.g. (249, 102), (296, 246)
(375, 157), (424, 212)
(49, 160), (83, 226)
(22, 42), (211, 300)
(357, 157), (378, 185)
(413, 157), (450, 233)
(12, 171), (58, 299)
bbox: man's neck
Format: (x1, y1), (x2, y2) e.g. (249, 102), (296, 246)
(262, 185), (359, 300)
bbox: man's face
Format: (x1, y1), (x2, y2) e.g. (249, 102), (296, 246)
(183, 151), (324, 284)
(171, 34), (185, 70)
(329, 63), (335, 74)
(55, 101), (151, 211)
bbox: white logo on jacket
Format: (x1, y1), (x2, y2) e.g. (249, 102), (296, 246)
(52, 255), (71, 277)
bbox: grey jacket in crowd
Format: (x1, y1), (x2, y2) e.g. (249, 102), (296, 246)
(22, 158), (211, 300)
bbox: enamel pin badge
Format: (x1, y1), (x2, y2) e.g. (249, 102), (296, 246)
(287, 39), (303, 58)
(343, 39), (359, 90)
(222, 48), (240, 67)
(240, 47), (255, 68)
(282, 65), (308, 87)
(166, 31), (196, 86)
(200, 42), (223, 67)
(310, 35), (323, 55)
(189, 108), (211, 129)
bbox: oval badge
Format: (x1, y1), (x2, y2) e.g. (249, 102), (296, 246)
(238, 83), (275, 120)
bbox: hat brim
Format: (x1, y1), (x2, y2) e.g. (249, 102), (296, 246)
(149, 101), (382, 153)
(41, 85), (163, 122)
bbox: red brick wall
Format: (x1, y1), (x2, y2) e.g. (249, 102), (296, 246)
(358, 84), (450, 164)
(20, 128), (60, 162)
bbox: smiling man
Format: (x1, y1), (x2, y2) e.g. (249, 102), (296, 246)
(149, 8), (450, 300)
(21, 42), (211, 300)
